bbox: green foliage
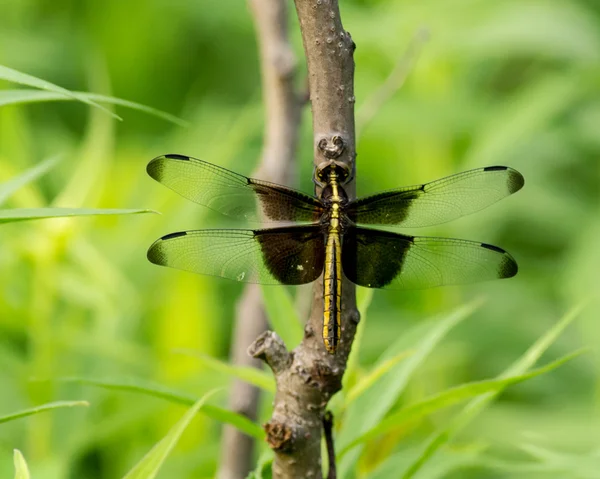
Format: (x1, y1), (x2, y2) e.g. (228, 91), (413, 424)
(53, 377), (264, 439)
(121, 393), (215, 479)
(0, 91), (188, 126)
(341, 349), (585, 458)
(0, 157), (58, 206)
(13, 450), (30, 479)
(400, 303), (587, 479)
(0, 64), (121, 120)
(338, 300), (483, 477)
(260, 285), (304, 350)
(0, 208), (154, 224)
(1, 0), (599, 478)
(0, 401), (88, 425)
(173, 349), (275, 393)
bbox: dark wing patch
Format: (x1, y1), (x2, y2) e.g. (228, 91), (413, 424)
(345, 166), (524, 228)
(160, 231), (188, 240)
(164, 154), (190, 161)
(342, 227), (411, 288)
(148, 226), (324, 285)
(255, 226), (325, 284)
(483, 165), (507, 171)
(342, 227), (518, 290)
(147, 155), (323, 223)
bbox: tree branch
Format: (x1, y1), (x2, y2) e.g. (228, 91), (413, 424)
(218, 1), (301, 478)
(249, 1), (358, 477)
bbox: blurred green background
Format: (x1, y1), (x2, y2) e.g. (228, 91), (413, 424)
(1, 0), (599, 478)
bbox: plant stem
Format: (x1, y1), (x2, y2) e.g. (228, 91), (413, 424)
(218, 0), (301, 477)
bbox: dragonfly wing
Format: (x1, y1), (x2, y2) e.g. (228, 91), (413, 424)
(346, 166), (524, 228)
(342, 226), (517, 290)
(147, 154), (323, 223)
(148, 225), (325, 285)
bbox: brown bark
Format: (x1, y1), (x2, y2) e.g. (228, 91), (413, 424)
(249, 1), (358, 477)
(218, 1), (302, 478)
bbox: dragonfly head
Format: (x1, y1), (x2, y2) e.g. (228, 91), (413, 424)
(314, 160), (352, 187)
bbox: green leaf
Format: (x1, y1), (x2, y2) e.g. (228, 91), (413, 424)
(0, 64), (122, 121)
(329, 287), (375, 414)
(57, 377), (264, 439)
(367, 446), (483, 479)
(345, 287), (374, 384)
(121, 391), (216, 479)
(261, 285), (303, 349)
(0, 400), (88, 424)
(0, 156), (59, 206)
(482, 441), (600, 478)
(337, 299), (484, 478)
(201, 404), (265, 440)
(13, 450), (30, 479)
(0, 90), (188, 127)
(344, 348), (413, 407)
(0, 208), (156, 224)
(341, 349), (585, 456)
(515, 442), (600, 478)
(401, 301), (586, 479)
(173, 349), (275, 393)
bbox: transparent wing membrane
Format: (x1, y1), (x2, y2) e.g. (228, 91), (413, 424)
(147, 226), (325, 285)
(342, 227), (517, 290)
(346, 166), (524, 228)
(147, 157), (522, 291)
(147, 154), (323, 223)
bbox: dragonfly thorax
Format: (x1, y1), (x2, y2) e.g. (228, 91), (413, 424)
(320, 182), (349, 204)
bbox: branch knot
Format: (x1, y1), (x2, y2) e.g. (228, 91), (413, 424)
(318, 135), (345, 159)
(248, 331), (291, 375)
(264, 419), (294, 452)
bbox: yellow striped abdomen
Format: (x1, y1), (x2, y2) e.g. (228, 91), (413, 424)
(323, 229), (342, 354)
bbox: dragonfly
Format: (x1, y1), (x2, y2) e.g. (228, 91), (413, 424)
(146, 152), (524, 354)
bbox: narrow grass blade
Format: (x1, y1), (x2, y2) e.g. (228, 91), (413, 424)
(201, 404), (264, 440)
(367, 446), (483, 479)
(56, 376), (198, 403)
(121, 391), (216, 479)
(345, 287), (374, 385)
(173, 349), (275, 393)
(516, 442), (600, 478)
(56, 377), (264, 439)
(0, 400), (88, 424)
(329, 287), (376, 413)
(401, 302), (586, 479)
(13, 450), (30, 479)
(0, 156), (59, 206)
(338, 299), (483, 478)
(261, 285), (303, 349)
(481, 442), (600, 478)
(345, 349), (413, 407)
(0, 90), (188, 126)
(0, 64), (121, 120)
(341, 349), (585, 456)
(0, 208), (155, 224)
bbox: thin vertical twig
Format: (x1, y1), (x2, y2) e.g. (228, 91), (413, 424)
(323, 411), (337, 479)
(218, 1), (302, 478)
